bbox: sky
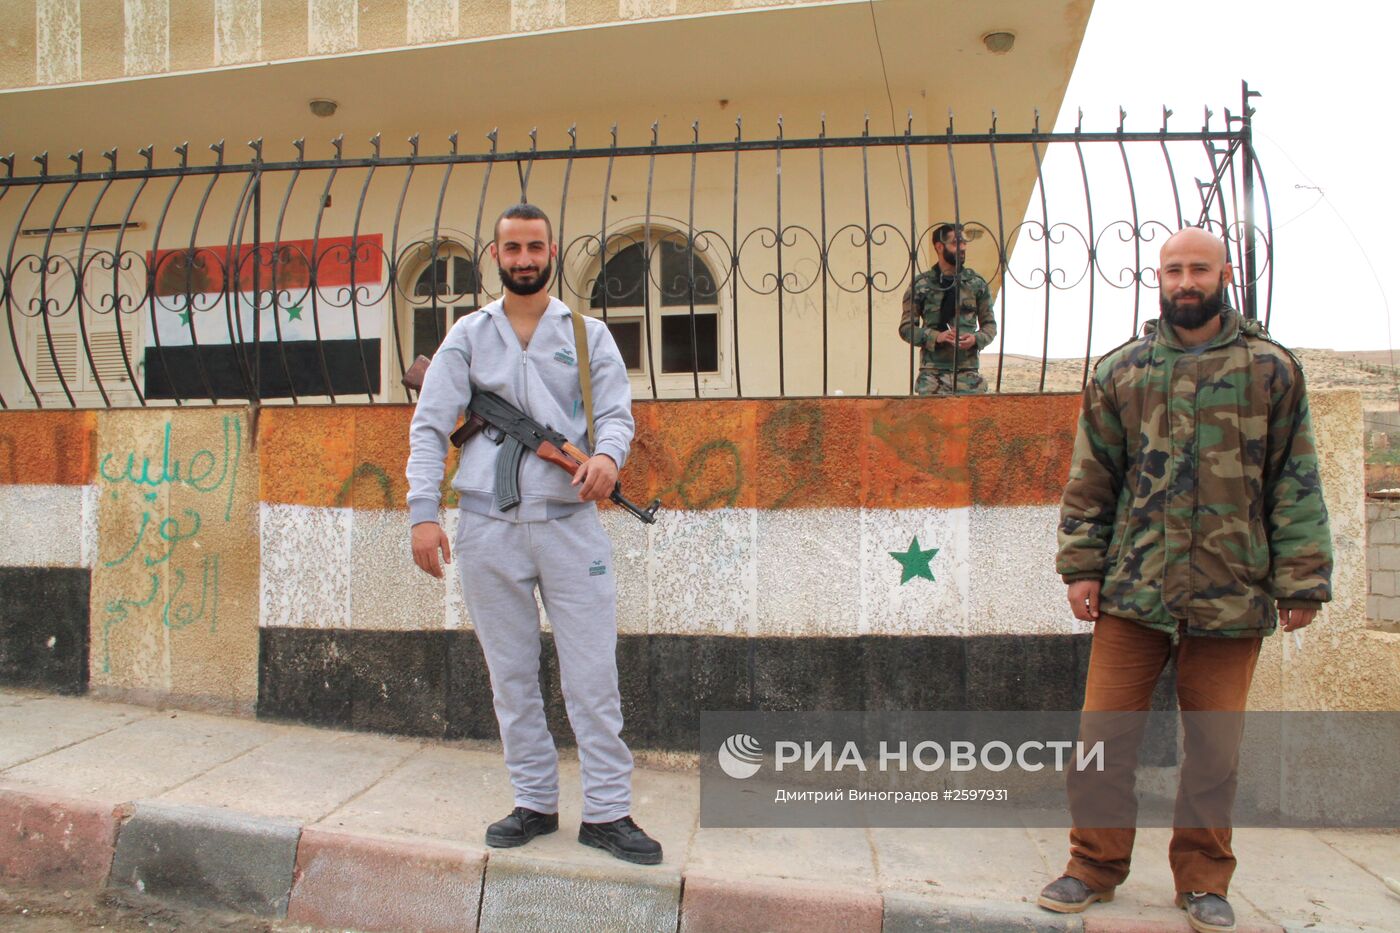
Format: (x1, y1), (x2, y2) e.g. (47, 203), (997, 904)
(997, 0), (1397, 359)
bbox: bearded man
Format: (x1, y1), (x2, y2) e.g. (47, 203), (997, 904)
(1037, 226), (1332, 932)
(406, 203), (661, 865)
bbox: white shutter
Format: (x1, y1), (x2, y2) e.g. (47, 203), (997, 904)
(31, 330), (79, 388)
(88, 330), (136, 384)
(28, 318), (140, 399)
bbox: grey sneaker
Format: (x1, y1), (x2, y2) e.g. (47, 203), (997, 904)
(1036, 875), (1114, 913)
(1176, 891), (1236, 933)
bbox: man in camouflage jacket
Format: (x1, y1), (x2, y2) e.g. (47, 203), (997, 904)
(898, 223), (997, 395)
(1037, 227), (1332, 933)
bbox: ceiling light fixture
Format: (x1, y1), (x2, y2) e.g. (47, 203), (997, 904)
(982, 31), (1015, 54)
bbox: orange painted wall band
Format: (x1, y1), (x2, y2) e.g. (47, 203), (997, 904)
(256, 395), (1081, 511)
(0, 411), (96, 485)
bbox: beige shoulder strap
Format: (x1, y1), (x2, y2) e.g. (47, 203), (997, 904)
(571, 310), (597, 450)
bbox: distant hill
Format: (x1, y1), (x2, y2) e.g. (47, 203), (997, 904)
(985, 348), (1400, 411)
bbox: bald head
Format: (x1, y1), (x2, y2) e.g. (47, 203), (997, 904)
(1160, 226), (1229, 266)
(1158, 226), (1232, 333)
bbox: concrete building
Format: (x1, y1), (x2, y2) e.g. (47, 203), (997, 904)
(1, 0), (1094, 405)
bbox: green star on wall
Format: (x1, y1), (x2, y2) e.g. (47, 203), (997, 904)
(890, 535), (938, 585)
(177, 309), (192, 327)
(286, 304), (303, 321)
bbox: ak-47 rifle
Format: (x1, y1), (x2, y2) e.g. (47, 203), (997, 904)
(403, 355), (660, 525)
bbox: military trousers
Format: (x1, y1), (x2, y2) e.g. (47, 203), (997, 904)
(456, 507), (633, 823)
(914, 368), (987, 396)
(1063, 614), (1262, 897)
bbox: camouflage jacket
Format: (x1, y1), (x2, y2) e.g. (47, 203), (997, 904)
(898, 266), (996, 371)
(1056, 309), (1332, 637)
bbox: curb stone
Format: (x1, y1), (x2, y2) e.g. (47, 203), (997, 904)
(479, 852), (681, 933)
(287, 827), (486, 933)
(107, 800), (300, 917)
(0, 786), (126, 889)
(679, 874), (882, 933)
(883, 891), (1085, 932)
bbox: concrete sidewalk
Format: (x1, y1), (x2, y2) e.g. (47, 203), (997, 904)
(0, 689), (1395, 932)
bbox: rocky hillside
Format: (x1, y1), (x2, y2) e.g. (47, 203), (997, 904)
(985, 348), (1400, 410)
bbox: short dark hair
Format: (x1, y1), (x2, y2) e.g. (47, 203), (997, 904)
(494, 202), (553, 243)
(933, 223), (963, 246)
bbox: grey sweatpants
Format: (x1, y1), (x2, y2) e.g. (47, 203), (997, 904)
(455, 507), (632, 822)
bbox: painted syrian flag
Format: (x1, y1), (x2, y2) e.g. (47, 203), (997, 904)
(144, 235), (385, 399)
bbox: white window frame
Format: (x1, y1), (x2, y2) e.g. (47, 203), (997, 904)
(393, 233), (484, 397)
(576, 225), (731, 397)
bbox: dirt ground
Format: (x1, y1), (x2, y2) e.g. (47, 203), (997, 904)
(0, 886), (320, 933)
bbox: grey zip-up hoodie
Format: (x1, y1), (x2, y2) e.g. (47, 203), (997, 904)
(406, 296), (635, 525)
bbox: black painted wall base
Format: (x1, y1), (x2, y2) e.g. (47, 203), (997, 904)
(0, 567), (91, 695)
(257, 628), (1179, 752)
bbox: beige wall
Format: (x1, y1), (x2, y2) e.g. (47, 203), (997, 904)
(1248, 390), (1400, 712)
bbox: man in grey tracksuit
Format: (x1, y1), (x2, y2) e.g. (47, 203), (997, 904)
(406, 203), (661, 865)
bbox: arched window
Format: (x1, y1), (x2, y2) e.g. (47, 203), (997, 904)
(401, 239), (481, 361)
(588, 233), (722, 379)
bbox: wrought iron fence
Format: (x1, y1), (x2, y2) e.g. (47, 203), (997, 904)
(0, 83), (1270, 408)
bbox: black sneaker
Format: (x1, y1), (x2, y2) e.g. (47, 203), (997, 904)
(1036, 875), (1114, 913)
(484, 807), (558, 848)
(1176, 891), (1235, 933)
(577, 816), (663, 865)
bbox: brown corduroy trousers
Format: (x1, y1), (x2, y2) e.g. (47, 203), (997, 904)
(1064, 614), (1262, 897)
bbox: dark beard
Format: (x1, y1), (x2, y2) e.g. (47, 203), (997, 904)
(1160, 282), (1225, 330)
(499, 260), (552, 296)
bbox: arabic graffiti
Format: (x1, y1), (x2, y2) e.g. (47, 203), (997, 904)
(96, 415), (241, 673)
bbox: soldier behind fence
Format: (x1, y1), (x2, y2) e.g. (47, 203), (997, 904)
(898, 223), (997, 395)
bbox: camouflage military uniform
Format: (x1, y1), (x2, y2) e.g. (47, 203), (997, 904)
(898, 267), (997, 395)
(1057, 308), (1332, 637)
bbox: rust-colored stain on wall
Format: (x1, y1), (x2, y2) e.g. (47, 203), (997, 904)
(342, 406), (414, 510)
(862, 398), (972, 509)
(966, 394), (1081, 506)
(250, 397), (1079, 511)
(625, 402), (758, 510)
(258, 407), (358, 507)
(0, 411), (96, 485)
